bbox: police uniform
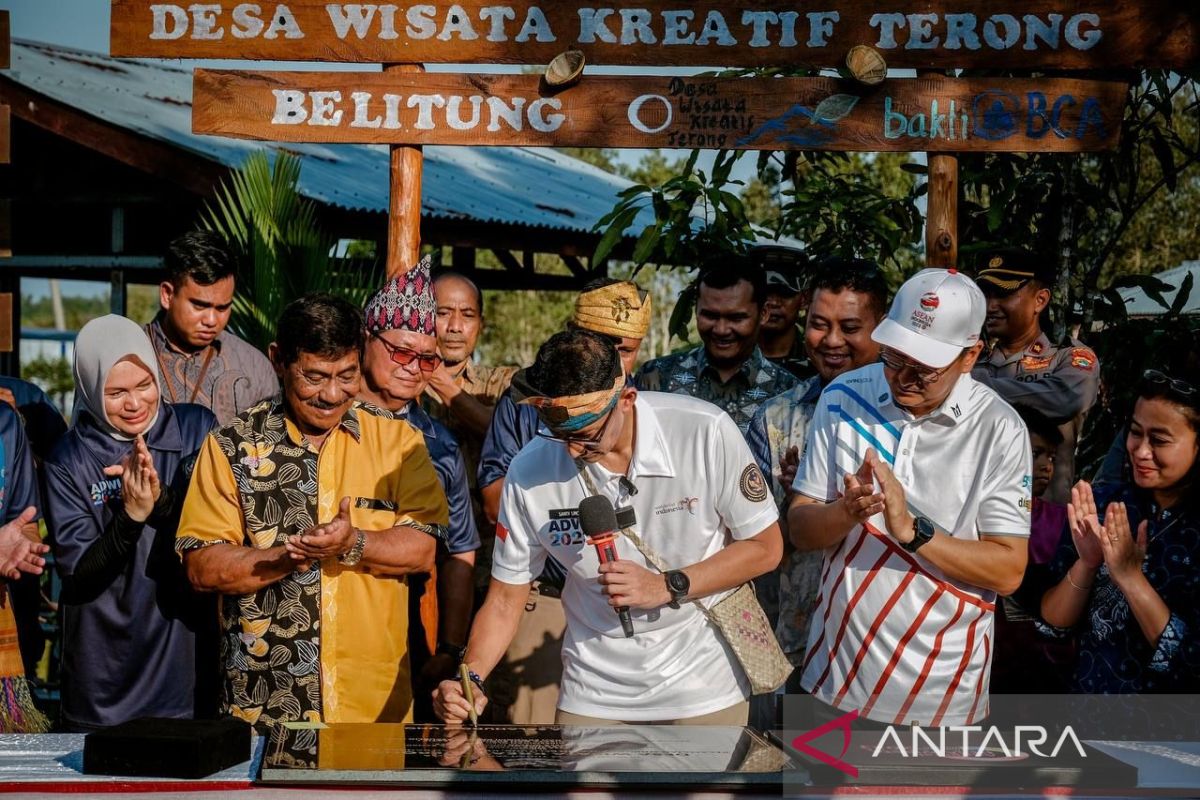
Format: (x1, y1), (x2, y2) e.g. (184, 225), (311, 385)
(973, 332), (1097, 502)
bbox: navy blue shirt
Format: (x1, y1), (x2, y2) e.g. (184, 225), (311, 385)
(397, 403), (479, 555)
(1023, 482), (1200, 693)
(0, 376), (68, 463)
(477, 389), (570, 589)
(45, 403), (217, 730)
(477, 390), (541, 491)
(0, 404), (40, 525)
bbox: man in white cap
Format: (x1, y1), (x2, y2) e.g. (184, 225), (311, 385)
(787, 268), (1031, 727)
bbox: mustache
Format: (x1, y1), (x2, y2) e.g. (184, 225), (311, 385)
(305, 397), (342, 410)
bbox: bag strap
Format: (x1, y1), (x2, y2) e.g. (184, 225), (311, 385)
(577, 463), (723, 623)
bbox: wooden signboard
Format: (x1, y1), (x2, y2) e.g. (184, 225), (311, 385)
(111, 1), (1200, 70)
(193, 71), (1127, 153)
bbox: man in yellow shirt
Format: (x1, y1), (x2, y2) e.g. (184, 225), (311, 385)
(176, 293), (448, 728)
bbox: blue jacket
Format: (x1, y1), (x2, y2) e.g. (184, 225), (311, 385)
(45, 402), (217, 730)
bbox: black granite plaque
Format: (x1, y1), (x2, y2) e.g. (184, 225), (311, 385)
(257, 723), (792, 788)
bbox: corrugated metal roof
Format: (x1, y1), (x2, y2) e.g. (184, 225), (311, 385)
(3, 39), (655, 233)
(1118, 261), (1200, 316)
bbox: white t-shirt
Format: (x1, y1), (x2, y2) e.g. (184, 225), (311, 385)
(793, 365), (1031, 726)
(493, 392), (778, 720)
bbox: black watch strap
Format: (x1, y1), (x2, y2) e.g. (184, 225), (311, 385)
(436, 641), (467, 663)
(903, 516), (935, 553)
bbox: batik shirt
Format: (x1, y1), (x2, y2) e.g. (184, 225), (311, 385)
(635, 346), (798, 435)
(176, 399), (448, 728)
(746, 376), (823, 661)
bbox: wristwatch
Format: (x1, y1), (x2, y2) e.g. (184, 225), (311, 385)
(903, 516), (936, 553)
(436, 641), (467, 665)
(665, 570), (691, 609)
(338, 529), (367, 566)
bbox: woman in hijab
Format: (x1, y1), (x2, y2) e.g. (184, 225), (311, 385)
(46, 315), (217, 731)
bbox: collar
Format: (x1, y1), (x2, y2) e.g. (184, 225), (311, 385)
(696, 346), (767, 386)
(450, 359), (478, 388)
(394, 401), (437, 439)
(76, 402), (184, 456)
(150, 313), (224, 356)
(279, 397), (363, 447)
(926, 372), (977, 426)
(800, 375), (824, 404)
(628, 395), (675, 479)
(988, 329), (1051, 365)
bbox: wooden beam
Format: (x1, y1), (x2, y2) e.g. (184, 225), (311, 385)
(469, 268), (588, 292)
(561, 255), (586, 277)
(0, 11), (9, 70)
(0, 200), (9, 259)
(0, 294), (11, 353)
(0, 104), (9, 165)
(386, 64), (424, 276)
(922, 70), (959, 269)
(0, 76), (228, 196)
(111, 1), (1200, 70)
(492, 249), (523, 273)
(451, 246), (474, 270)
(193, 71), (1128, 153)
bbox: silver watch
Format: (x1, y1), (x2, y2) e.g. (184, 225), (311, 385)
(338, 529), (366, 566)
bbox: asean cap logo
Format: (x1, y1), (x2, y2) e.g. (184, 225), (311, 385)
(920, 292), (940, 311)
(989, 255), (1004, 268)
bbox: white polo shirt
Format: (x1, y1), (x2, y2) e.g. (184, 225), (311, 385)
(792, 364), (1031, 726)
(493, 391), (778, 720)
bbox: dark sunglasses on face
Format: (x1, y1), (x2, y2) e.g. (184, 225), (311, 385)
(372, 332), (442, 372)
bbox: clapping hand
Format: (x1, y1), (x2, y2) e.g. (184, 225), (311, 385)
(842, 452), (884, 524)
(1066, 480), (1104, 569)
(1094, 501), (1148, 588)
(867, 449), (916, 544)
(103, 435), (161, 523)
(285, 496), (357, 561)
(0, 506), (48, 580)
(778, 445), (800, 499)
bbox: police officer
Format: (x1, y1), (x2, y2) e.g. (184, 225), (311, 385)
(973, 248), (1100, 503)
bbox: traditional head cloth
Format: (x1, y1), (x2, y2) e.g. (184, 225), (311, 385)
(572, 281), (652, 339)
(73, 314), (162, 441)
(511, 369), (624, 434)
(364, 254), (437, 335)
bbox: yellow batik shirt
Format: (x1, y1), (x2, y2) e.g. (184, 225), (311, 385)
(176, 399), (448, 728)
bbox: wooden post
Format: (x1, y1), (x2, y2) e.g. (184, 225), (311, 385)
(921, 71), (958, 269)
(386, 64), (424, 276)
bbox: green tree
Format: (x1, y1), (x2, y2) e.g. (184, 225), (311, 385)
(199, 151), (380, 351)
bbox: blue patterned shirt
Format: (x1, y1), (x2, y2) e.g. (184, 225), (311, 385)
(634, 346), (799, 435)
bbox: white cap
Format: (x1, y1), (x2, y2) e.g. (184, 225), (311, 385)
(871, 268), (986, 369)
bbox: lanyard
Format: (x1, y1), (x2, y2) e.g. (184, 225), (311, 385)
(148, 324), (216, 405)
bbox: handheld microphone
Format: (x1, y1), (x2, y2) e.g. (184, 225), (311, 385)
(578, 494), (635, 638)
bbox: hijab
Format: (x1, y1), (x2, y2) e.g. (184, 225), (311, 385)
(73, 315), (161, 441)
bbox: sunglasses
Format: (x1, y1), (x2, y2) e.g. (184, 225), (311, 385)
(879, 346), (951, 384)
(537, 405), (619, 451)
(1143, 369), (1198, 400)
(372, 333), (442, 373)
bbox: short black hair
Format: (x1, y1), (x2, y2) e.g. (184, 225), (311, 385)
(166, 231), (238, 287)
(1015, 405), (1064, 447)
(432, 270), (484, 313)
(807, 257), (889, 319)
(528, 329), (621, 397)
(698, 255), (766, 307)
(274, 293), (365, 367)
(580, 276), (621, 293)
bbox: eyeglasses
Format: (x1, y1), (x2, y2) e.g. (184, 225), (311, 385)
(537, 405), (619, 451)
(372, 332), (442, 373)
(1143, 369), (1198, 400)
(879, 347), (951, 385)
